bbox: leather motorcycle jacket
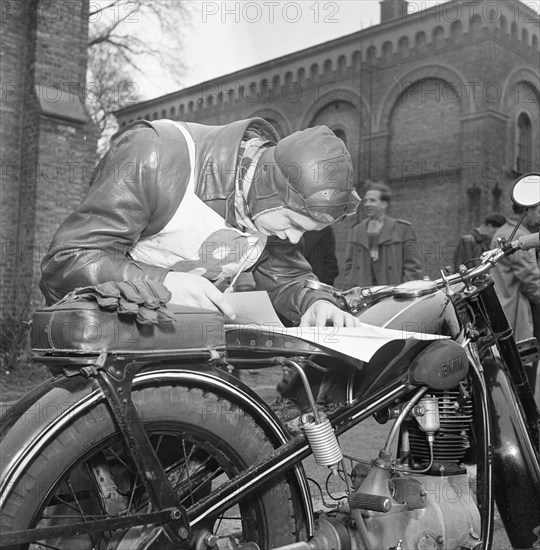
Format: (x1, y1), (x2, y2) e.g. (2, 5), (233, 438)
(40, 118), (336, 322)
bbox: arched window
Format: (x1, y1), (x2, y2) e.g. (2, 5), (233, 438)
(323, 59), (333, 74)
(161, 109), (167, 118)
(522, 28), (529, 46)
(511, 22), (518, 41)
(499, 15), (507, 37)
(451, 20), (462, 42)
(415, 31), (426, 52)
(382, 41), (393, 61)
(352, 50), (362, 69)
(332, 128), (347, 147)
(515, 113), (532, 174)
(310, 63), (319, 79)
(398, 36), (409, 54)
(470, 14), (482, 35)
(433, 26), (445, 48)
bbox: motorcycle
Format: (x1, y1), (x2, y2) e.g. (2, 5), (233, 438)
(0, 173), (539, 550)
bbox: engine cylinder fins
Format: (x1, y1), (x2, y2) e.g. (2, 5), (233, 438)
(407, 386), (473, 466)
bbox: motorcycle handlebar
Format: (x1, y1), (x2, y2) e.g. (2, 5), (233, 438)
(309, 232), (540, 312)
(433, 232), (539, 288)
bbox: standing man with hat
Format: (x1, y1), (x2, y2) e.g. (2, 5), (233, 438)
(40, 118), (361, 327)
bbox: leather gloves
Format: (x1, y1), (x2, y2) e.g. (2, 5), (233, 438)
(57, 280), (175, 325)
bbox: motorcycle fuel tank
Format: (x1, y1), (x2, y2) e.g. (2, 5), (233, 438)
(356, 281), (461, 339)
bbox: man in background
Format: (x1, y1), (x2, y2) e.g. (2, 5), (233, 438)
(344, 181), (422, 287)
(453, 212), (506, 270)
(492, 204), (540, 396)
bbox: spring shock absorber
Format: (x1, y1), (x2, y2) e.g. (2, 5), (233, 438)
(281, 359), (343, 475)
(300, 411), (343, 475)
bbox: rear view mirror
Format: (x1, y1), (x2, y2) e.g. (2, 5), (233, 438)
(511, 173), (540, 208)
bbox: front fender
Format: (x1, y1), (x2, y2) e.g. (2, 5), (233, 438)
(0, 364), (314, 535)
(483, 358), (540, 549)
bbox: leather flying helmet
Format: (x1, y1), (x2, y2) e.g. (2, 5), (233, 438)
(248, 126), (360, 222)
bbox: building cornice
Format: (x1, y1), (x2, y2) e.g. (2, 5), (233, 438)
(116, 0), (539, 117)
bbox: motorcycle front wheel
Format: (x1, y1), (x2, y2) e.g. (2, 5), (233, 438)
(0, 384), (301, 549)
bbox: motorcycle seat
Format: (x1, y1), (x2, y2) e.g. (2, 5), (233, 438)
(30, 301), (225, 355)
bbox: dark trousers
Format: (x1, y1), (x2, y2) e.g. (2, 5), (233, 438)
(529, 303), (540, 399)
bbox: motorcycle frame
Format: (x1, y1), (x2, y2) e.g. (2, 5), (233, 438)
(0, 349), (412, 548)
(2, 284), (539, 548)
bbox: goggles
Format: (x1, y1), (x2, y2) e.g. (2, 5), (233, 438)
(287, 186), (361, 223)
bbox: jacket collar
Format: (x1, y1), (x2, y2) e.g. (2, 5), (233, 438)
(356, 216), (397, 248)
(183, 118), (279, 227)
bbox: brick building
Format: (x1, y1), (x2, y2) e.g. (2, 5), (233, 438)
(0, 0), (97, 319)
(117, 0), (540, 285)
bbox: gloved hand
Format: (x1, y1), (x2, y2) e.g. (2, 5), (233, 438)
(67, 280), (176, 325)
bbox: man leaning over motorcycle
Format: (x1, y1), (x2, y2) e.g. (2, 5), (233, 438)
(39, 118), (362, 329)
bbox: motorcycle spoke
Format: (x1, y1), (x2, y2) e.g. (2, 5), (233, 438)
(107, 445), (136, 476)
(46, 493), (81, 516)
(126, 469), (141, 514)
(66, 478), (101, 547)
(178, 465), (224, 505)
(181, 438), (195, 506)
(21, 426), (270, 549)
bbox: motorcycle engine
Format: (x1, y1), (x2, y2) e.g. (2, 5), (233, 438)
(353, 471), (482, 550)
(406, 384), (474, 470)
(348, 385), (482, 550)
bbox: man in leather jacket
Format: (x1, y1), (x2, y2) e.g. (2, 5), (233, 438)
(40, 118), (361, 327)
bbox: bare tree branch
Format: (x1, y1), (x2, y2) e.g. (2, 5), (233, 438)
(86, 0), (190, 154)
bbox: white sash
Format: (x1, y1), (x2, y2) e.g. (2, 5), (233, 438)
(130, 121), (267, 280)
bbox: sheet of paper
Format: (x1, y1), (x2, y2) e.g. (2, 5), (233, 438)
(282, 325), (445, 362)
(225, 291), (284, 327)
(225, 291), (447, 362)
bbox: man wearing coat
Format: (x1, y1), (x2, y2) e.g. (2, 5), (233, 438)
(492, 203), (540, 394)
(344, 181), (422, 287)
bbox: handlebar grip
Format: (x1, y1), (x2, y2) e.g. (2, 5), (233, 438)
(518, 233), (540, 250)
